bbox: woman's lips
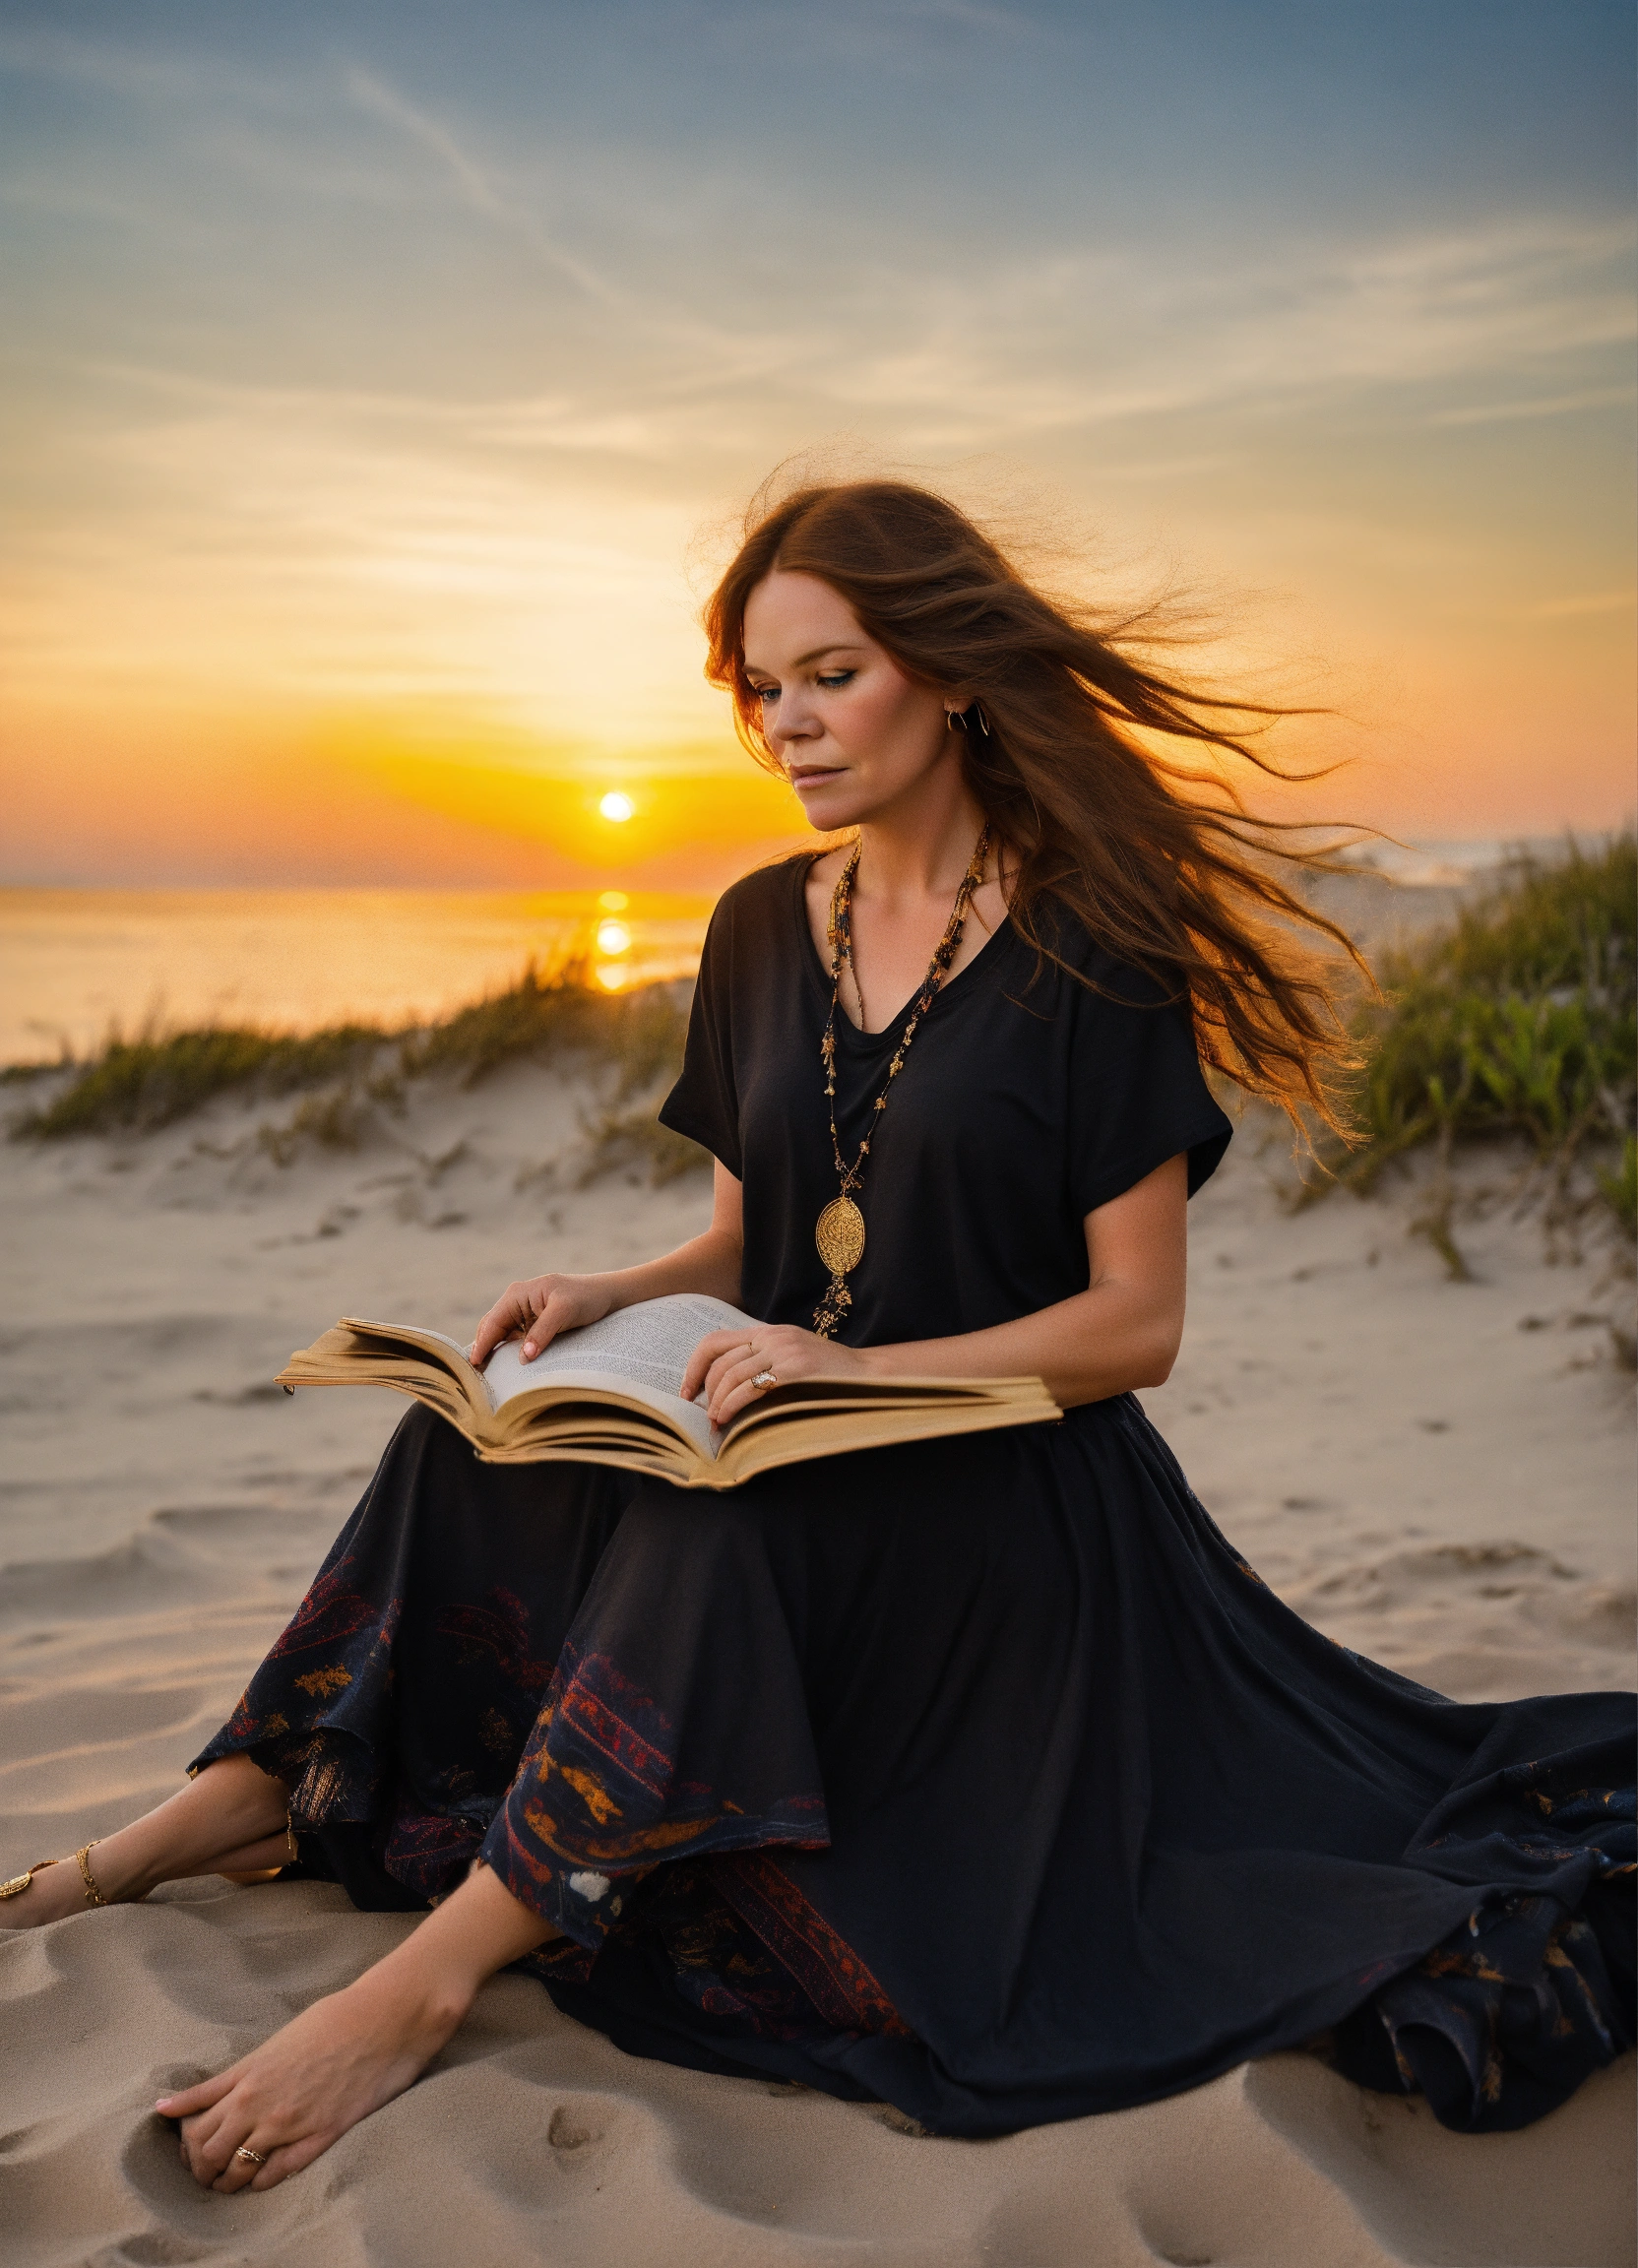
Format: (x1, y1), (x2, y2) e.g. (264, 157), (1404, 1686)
(790, 767), (844, 788)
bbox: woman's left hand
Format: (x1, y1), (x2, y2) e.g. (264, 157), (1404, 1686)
(682, 1324), (870, 1429)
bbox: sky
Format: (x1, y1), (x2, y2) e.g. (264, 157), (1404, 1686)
(1, 0), (1633, 888)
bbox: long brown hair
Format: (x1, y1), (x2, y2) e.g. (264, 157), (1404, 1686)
(704, 476), (1367, 1133)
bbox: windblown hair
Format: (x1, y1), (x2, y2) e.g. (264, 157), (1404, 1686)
(704, 477), (1368, 1133)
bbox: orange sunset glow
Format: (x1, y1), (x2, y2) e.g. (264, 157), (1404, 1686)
(0, 8), (1632, 895)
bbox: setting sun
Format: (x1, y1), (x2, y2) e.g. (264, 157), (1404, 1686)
(596, 919), (632, 955)
(0, 6), (1629, 894)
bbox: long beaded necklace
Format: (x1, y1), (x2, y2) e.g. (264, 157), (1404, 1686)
(812, 825), (991, 1337)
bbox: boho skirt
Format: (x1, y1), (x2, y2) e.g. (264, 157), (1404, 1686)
(192, 1396), (1635, 2136)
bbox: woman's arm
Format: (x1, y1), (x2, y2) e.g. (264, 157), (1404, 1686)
(685, 1154), (1188, 1421)
(470, 1162), (745, 1366)
(861, 1153), (1187, 1405)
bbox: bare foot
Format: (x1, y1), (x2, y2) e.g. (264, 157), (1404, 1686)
(157, 1963), (469, 2190)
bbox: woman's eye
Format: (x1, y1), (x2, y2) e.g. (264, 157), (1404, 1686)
(750, 684), (778, 703)
(816, 670), (855, 689)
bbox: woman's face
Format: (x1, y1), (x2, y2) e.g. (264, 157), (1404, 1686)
(740, 570), (956, 832)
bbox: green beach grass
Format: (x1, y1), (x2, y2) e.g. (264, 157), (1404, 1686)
(7, 945), (693, 1150)
(1336, 833), (1635, 1230)
(2, 1020), (388, 1137)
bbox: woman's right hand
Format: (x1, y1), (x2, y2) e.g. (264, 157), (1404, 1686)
(469, 1275), (617, 1369)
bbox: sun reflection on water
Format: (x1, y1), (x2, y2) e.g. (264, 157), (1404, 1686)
(0, 886), (714, 1064)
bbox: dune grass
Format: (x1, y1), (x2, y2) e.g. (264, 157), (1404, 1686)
(1336, 833), (1636, 1226)
(11, 1023), (389, 1139)
(395, 952), (686, 1096)
(9, 946), (692, 1142)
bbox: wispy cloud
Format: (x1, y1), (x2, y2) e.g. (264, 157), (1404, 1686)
(805, 222), (1638, 442)
(342, 67), (624, 309)
(1528, 590), (1636, 619)
(1431, 385), (1637, 426)
(0, 20), (231, 100)
(344, 68), (503, 215)
(1, 361), (721, 749)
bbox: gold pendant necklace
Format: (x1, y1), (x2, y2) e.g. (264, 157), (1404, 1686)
(815, 1193), (867, 1277)
(812, 826), (990, 1338)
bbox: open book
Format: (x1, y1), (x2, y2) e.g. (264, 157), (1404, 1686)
(276, 1292), (1061, 1490)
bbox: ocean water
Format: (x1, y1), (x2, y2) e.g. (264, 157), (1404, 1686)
(0, 887), (715, 1065)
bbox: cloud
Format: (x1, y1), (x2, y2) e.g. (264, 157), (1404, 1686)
(799, 220), (1638, 441)
(344, 67), (503, 216)
(1527, 590), (1637, 620)
(0, 20), (228, 100)
(12, 193), (1629, 745)
(7, 15), (1627, 459)
(342, 66), (624, 309)
(1430, 385), (1637, 427)
(2, 360), (724, 753)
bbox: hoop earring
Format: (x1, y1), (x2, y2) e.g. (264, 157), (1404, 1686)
(946, 708), (968, 732)
(974, 703), (991, 737)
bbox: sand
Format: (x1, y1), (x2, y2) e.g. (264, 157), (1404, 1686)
(1, 1035), (1633, 2266)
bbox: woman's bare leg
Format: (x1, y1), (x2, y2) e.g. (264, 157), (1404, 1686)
(158, 1859), (557, 2190)
(0, 1753), (291, 1927)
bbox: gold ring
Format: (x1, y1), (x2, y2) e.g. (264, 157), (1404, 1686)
(751, 1369), (777, 1390)
(235, 2146), (267, 2167)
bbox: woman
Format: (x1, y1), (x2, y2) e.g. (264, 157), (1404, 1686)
(4, 480), (1631, 2192)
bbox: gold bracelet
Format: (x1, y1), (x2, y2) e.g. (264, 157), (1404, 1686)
(75, 1842), (107, 1907)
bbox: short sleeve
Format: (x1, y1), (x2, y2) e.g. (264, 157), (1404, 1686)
(1067, 967), (1232, 1219)
(658, 901), (742, 1178)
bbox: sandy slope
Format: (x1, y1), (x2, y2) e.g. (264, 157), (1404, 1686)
(0, 1049), (1632, 2267)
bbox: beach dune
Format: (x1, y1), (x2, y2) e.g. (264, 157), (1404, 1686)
(2, 1046), (1632, 2266)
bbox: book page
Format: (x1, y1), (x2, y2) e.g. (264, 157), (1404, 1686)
(490, 1368), (718, 1459)
(332, 1321), (491, 1409)
(718, 1387), (1059, 1486)
(416, 1326), (482, 1374)
(480, 1292), (756, 1451)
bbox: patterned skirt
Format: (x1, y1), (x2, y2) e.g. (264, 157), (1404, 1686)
(192, 1396), (1635, 2136)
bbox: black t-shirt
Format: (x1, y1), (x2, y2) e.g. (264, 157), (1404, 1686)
(659, 854), (1232, 1347)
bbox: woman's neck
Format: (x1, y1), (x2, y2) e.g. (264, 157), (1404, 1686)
(850, 774), (990, 906)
